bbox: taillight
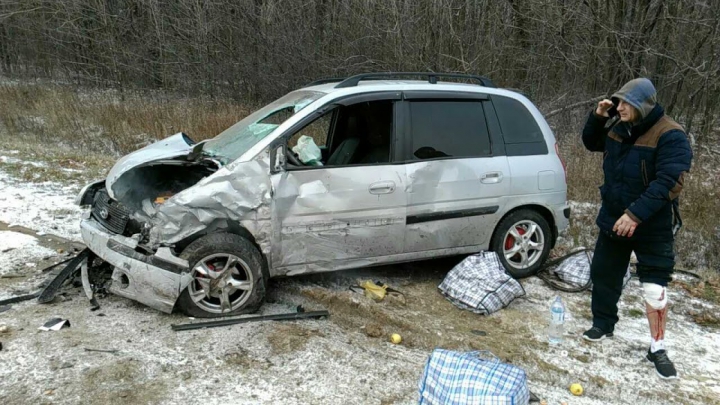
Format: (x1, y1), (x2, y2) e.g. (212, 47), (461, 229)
(555, 142), (567, 177)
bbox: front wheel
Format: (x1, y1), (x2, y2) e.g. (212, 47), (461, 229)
(176, 233), (267, 318)
(490, 209), (552, 279)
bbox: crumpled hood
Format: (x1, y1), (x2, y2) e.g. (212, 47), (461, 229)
(106, 133), (197, 199)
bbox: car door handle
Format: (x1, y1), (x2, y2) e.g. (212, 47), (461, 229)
(481, 171), (503, 184)
(369, 181), (396, 195)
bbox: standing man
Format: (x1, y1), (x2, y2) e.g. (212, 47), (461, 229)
(581, 78), (692, 379)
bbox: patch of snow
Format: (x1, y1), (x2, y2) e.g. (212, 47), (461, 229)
(568, 200), (601, 213)
(0, 171), (83, 241)
(0, 230), (56, 296)
(0, 230), (37, 251)
(0, 155), (47, 167)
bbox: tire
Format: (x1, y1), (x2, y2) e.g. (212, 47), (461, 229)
(490, 209), (552, 279)
(176, 233), (267, 318)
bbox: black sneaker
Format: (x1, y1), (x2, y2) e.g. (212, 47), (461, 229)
(582, 327), (614, 342)
(646, 349), (678, 380)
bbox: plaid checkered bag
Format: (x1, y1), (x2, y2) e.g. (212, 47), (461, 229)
(438, 252), (525, 315)
(553, 250), (631, 288)
(418, 349), (530, 405)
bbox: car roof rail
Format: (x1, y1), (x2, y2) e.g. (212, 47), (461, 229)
(333, 72), (496, 89)
(305, 77), (346, 87)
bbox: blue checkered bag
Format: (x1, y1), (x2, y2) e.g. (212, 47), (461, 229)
(553, 250), (631, 289)
(418, 349), (529, 405)
(438, 252), (525, 315)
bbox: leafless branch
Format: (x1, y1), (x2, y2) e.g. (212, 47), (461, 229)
(545, 96), (606, 118)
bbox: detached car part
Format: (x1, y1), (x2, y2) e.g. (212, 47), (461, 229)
(37, 249), (90, 304)
(171, 310), (330, 331)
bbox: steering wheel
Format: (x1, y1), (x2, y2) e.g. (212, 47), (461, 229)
(286, 150), (304, 167)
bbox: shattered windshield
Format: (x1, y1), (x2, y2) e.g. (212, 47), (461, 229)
(204, 90), (325, 162)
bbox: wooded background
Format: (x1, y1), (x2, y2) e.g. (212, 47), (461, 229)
(0, 0), (718, 270)
(1, 0), (719, 134)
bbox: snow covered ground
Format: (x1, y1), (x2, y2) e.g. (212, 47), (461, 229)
(1, 150), (719, 405)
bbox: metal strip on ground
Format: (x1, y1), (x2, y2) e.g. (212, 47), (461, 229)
(171, 310), (330, 331)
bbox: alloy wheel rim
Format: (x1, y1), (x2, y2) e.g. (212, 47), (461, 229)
(187, 253), (253, 313)
(503, 220), (545, 270)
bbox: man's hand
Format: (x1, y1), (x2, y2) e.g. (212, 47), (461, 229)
(613, 214), (638, 237)
(596, 99), (614, 117)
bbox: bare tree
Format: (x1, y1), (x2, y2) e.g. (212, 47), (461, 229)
(0, 0), (718, 132)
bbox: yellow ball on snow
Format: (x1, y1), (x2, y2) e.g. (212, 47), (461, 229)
(570, 383), (584, 396)
(390, 333), (402, 344)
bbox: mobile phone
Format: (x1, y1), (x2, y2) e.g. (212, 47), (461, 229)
(607, 103), (619, 118)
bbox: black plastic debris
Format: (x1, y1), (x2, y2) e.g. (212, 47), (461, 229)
(40, 257), (75, 273)
(0, 273), (25, 279)
(171, 310), (330, 332)
(38, 249), (90, 304)
(471, 330), (488, 336)
(0, 293), (39, 306)
(0, 341), (3, 351)
(84, 348), (118, 354)
(39, 318), (71, 331)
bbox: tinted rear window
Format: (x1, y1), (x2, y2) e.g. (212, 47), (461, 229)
(408, 101), (491, 160)
(492, 96), (544, 144)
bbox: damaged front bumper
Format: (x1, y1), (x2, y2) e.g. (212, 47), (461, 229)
(80, 217), (192, 313)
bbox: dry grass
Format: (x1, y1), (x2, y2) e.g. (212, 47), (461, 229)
(294, 278), (543, 364)
(624, 308), (645, 318)
(0, 82), (255, 156)
(266, 323), (326, 355)
(80, 358), (167, 404)
(690, 310), (720, 327)
(284, 273), (605, 384)
(224, 347), (272, 370)
(675, 273), (720, 307)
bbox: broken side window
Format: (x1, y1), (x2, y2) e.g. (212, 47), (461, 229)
(204, 90), (326, 162)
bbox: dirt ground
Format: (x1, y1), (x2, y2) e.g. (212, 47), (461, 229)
(1, 150), (720, 405)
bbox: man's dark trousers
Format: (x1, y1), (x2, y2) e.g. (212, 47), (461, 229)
(590, 231), (675, 333)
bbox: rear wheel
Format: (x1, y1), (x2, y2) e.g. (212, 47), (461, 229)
(491, 209), (551, 278)
(176, 233), (267, 318)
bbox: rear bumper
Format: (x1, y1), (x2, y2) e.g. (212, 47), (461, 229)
(80, 218), (191, 313)
(554, 202), (570, 232)
(551, 203), (570, 248)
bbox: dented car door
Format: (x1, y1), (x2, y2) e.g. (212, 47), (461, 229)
(270, 98), (407, 275)
(400, 94), (511, 252)
(272, 165), (407, 274)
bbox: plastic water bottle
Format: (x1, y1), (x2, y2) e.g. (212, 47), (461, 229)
(548, 296), (565, 344)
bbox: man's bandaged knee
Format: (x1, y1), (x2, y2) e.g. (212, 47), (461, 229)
(642, 283), (668, 309)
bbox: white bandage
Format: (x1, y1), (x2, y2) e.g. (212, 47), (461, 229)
(642, 283), (668, 309)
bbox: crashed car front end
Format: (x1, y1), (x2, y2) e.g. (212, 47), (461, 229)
(79, 216), (191, 313)
(76, 132), (217, 312)
(75, 90), (323, 314)
(77, 143), (274, 313)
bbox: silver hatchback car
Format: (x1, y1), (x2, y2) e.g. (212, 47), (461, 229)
(77, 73), (569, 317)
